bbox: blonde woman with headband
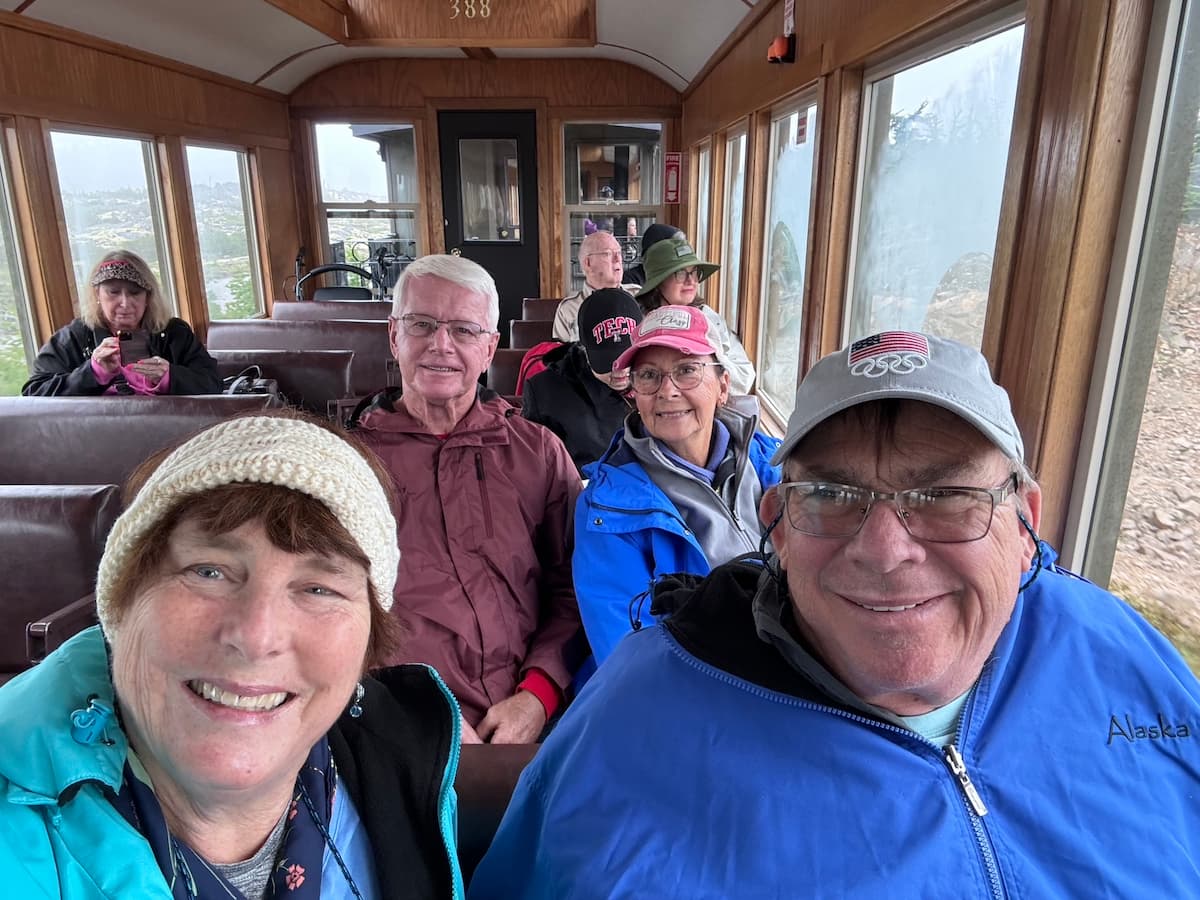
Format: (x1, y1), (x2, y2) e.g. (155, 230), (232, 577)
(0, 410), (465, 899)
(22, 249), (221, 396)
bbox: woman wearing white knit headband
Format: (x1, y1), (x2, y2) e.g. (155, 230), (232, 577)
(0, 411), (465, 898)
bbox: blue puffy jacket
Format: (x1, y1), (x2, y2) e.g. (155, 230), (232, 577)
(574, 428), (781, 664)
(471, 556), (1200, 899)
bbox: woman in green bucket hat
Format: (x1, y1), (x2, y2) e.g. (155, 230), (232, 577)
(636, 236), (756, 393)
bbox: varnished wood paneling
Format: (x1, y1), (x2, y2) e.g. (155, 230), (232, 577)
(157, 137), (208, 336)
(346, 0), (595, 47)
(4, 117), (73, 343)
(809, 69), (861, 368)
(0, 13), (289, 148)
(290, 58), (678, 110)
(682, 0), (996, 146)
(994, 0), (1153, 545)
(253, 147), (304, 310)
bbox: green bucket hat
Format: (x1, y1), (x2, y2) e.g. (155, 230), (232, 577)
(636, 236), (720, 295)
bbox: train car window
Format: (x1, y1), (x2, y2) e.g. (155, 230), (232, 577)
(845, 20), (1025, 347)
(758, 100), (819, 424)
(458, 138), (522, 242)
(313, 123), (420, 295)
(185, 145), (264, 319)
(1076, 0), (1200, 671)
(49, 130), (177, 313)
(693, 142), (713, 276)
(720, 127), (748, 335)
(563, 122), (664, 294)
(0, 134), (37, 395)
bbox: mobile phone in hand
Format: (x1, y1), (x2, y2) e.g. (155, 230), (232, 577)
(118, 330), (152, 365)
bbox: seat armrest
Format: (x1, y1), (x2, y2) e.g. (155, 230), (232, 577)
(27, 593), (97, 665)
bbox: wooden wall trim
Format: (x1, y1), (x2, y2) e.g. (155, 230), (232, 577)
(737, 109), (771, 365)
(4, 117), (73, 343)
(0, 15), (291, 148)
(0, 11), (287, 102)
(807, 68), (862, 369)
(289, 58), (680, 110)
(157, 137), (208, 337)
(992, 0), (1153, 546)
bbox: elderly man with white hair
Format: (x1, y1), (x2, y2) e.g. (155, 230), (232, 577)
(552, 230), (641, 343)
(356, 254), (581, 745)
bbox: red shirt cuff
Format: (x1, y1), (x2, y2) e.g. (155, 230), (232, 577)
(518, 668), (562, 719)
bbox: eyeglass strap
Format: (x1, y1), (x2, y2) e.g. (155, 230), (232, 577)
(1016, 510), (1044, 592)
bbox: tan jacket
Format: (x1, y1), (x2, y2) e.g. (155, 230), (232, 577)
(357, 389), (582, 724)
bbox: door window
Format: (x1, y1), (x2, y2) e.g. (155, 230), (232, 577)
(458, 138), (522, 242)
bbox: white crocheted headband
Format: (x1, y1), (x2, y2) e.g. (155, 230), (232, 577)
(95, 416), (400, 632)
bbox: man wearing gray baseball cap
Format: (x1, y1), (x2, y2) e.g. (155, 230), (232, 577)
(470, 330), (1200, 899)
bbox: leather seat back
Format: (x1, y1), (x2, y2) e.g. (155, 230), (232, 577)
(210, 349), (353, 415)
(206, 319), (393, 396)
(272, 300), (392, 321)
(0, 485), (120, 674)
(0, 394), (277, 485)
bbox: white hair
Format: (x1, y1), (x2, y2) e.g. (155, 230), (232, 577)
(391, 254), (500, 328)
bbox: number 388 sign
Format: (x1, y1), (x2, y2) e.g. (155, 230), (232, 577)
(450, 0), (492, 17)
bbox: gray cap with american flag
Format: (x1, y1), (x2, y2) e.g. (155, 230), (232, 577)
(771, 330), (1024, 466)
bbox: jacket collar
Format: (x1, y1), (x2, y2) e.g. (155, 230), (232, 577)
(0, 627), (127, 803)
(358, 386), (516, 444)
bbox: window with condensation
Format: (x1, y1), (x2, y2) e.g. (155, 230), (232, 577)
(720, 127), (748, 334)
(563, 122), (664, 294)
(0, 139), (36, 395)
(693, 143), (713, 260)
(692, 142), (713, 303)
(185, 145), (264, 319)
(845, 16), (1025, 347)
(50, 130), (177, 313)
(758, 100), (819, 423)
(1076, 0), (1200, 672)
(313, 123), (420, 296)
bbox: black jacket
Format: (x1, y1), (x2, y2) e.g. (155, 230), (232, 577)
(21, 317), (222, 396)
(328, 664), (459, 899)
(521, 342), (632, 473)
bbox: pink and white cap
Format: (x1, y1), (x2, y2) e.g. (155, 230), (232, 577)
(613, 305), (720, 372)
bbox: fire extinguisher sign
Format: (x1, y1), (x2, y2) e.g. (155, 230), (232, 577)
(664, 151), (682, 204)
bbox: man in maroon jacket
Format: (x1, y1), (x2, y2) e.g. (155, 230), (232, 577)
(356, 254), (581, 744)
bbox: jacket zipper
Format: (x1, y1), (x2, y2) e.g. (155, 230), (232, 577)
(692, 668), (1008, 900)
(474, 452), (495, 538)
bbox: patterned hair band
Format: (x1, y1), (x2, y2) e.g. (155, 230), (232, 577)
(91, 260), (153, 292)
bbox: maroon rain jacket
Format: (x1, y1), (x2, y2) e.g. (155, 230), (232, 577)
(357, 389), (582, 725)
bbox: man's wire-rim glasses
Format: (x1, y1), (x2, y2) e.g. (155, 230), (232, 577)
(776, 473), (1020, 543)
(630, 361), (721, 394)
(396, 314), (493, 343)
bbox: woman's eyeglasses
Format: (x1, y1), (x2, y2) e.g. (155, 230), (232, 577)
(629, 361), (721, 394)
(669, 267), (700, 284)
(396, 314), (493, 343)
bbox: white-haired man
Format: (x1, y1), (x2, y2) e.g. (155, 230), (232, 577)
(356, 255), (581, 744)
(552, 231), (640, 342)
(471, 331), (1200, 895)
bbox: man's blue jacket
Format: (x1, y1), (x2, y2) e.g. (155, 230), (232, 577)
(471, 554), (1200, 899)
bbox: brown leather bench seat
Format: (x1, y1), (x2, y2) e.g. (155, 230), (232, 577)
(209, 349), (354, 416)
(0, 484), (121, 678)
(272, 300), (392, 321)
(0, 394), (278, 486)
(455, 743), (538, 883)
(207, 319), (395, 397)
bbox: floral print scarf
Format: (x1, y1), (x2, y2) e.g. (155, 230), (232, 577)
(112, 740), (336, 899)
